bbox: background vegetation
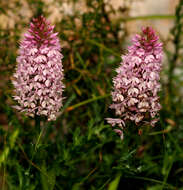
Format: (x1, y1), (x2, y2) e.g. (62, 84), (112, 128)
(0, 0), (183, 189)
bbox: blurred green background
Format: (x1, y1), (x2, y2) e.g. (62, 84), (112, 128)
(1, 0), (183, 189)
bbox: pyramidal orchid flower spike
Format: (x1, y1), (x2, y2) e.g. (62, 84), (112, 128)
(106, 27), (163, 139)
(12, 16), (65, 121)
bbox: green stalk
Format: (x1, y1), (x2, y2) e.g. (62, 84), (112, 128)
(168, 1), (183, 109)
(26, 115), (42, 174)
(35, 114), (41, 135)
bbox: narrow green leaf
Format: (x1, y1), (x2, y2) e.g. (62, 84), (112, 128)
(108, 174), (121, 190)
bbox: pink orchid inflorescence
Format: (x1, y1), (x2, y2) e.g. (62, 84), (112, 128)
(106, 27), (163, 139)
(12, 16), (64, 121)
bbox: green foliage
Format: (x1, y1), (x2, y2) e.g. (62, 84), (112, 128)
(108, 174), (121, 190)
(1, 0), (183, 189)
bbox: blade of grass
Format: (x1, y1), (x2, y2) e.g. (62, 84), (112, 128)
(76, 52), (87, 69)
(161, 151), (176, 190)
(120, 15), (175, 22)
(99, 178), (111, 190)
(108, 173), (122, 190)
(86, 39), (121, 58)
(148, 126), (172, 136)
(65, 94), (110, 112)
(0, 128), (19, 167)
(167, 133), (182, 153)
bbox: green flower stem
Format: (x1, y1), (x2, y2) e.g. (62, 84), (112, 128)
(35, 114), (41, 135)
(35, 126), (45, 151)
(168, 2), (183, 109)
(26, 115), (43, 174)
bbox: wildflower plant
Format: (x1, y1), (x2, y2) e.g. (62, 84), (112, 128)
(1, 0), (183, 189)
(12, 16), (64, 121)
(107, 27), (163, 139)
